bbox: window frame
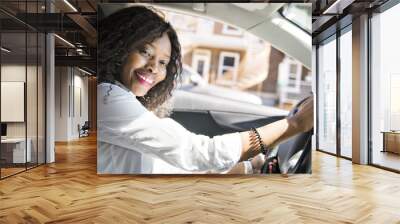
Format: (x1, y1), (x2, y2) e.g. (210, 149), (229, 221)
(217, 51), (240, 85)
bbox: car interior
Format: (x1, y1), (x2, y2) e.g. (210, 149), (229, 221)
(170, 91), (313, 174)
(94, 2), (312, 174)
(125, 3), (314, 174)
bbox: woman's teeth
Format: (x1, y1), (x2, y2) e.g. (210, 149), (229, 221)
(137, 73), (154, 85)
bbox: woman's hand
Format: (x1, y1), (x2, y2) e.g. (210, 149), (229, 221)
(287, 96), (314, 133)
(239, 96), (314, 161)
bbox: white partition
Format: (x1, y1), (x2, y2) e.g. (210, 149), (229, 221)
(1, 82), (25, 122)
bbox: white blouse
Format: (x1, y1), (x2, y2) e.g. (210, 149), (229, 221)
(97, 82), (243, 174)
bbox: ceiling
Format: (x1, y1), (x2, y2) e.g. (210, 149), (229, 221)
(311, 0), (389, 44)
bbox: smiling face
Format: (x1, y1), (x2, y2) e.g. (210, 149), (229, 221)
(121, 32), (172, 96)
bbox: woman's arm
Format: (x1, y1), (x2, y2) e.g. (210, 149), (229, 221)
(239, 97), (314, 161)
(98, 83), (243, 173)
(98, 83), (313, 173)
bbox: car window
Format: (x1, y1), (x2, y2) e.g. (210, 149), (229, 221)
(280, 3), (312, 35)
(163, 8), (311, 110)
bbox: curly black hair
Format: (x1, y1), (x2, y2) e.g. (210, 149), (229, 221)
(98, 6), (182, 111)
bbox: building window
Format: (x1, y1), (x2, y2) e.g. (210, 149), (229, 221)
(222, 24), (243, 35)
(371, 2), (400, 171)
(288, 60), (302, 90)
(339, 28), (352, 158)
(217, 51), (240, 85)
(317, 36), (337, 155)
(278, 57), (303, 105)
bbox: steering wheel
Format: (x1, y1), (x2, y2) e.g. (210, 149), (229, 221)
(260, 96), (313, 174)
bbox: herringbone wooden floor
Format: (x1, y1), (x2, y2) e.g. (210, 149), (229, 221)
(1, 135), (400, 224)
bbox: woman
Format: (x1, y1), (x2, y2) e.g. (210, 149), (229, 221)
(97, 6), (313, 174)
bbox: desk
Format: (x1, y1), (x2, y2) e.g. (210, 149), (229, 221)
(1, 138), (31, 163)
(382, 131), (400, 154)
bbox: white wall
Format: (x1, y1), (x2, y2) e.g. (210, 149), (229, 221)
(55, 67), (89, 141)
(71, 73), (89, 138)
(1, 82), (25, 122)
(1, 65), (26, 131)
(55, 67), (68, 141)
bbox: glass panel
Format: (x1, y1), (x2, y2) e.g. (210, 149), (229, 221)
(223, 56), (235, 66)
(0, 1), (46, 178)
(317, 37), (337, 154)
(26, 0), (39, 169)
(38, 32), (45, 165)
(371, 4), (400, 171)
(27, 31), (38, 169)
(339, 29), (352, 158)
(1, 31), (27, 177)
